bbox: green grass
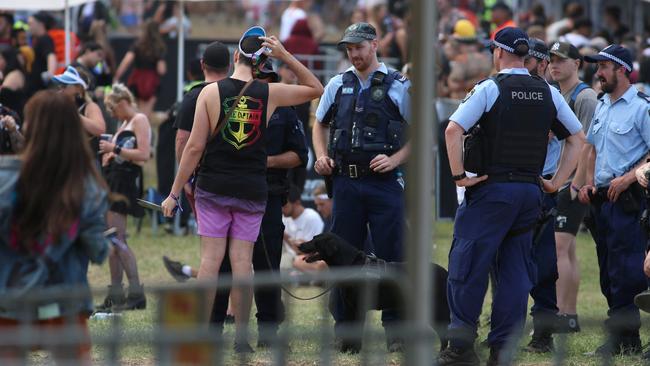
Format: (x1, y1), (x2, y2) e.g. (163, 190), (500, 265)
(72, 220), (650, 365)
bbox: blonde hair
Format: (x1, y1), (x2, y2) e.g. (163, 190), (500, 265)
(105, 83), (137, 109)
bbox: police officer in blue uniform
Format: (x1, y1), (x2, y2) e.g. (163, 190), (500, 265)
(439, 27), (584, 365)
(578, 45), (650, 356)
(312, 22), (411, 353)
(523, 38), (562, 353)
(210, 62), (309, 351)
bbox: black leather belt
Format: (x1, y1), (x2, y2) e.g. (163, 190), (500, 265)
(335, 163), (387, 179)
(485, 173), (540, 185)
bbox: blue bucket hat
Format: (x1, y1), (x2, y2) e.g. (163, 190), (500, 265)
(584, 44), (633, 72)
(52, 66), (87, 90)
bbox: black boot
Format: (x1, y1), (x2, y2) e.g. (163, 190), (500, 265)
(555, 314), (580, 333)
(525, 334), (554, 353)
(95, 284), (126, 313)
(595, 335), (642, 356)
(486, 347), (508, 366)
(114, 284), (146, 311)
(437, 346), (480, 366)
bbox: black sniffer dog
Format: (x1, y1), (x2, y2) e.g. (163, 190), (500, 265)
(299, 232), (450, 353)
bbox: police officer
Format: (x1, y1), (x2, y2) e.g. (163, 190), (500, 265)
(312, 22), (411, 353)
(210, 61), (309, 351)
(522, 38), (562, 354)
(550, 41), (598, 334)
(439, 27), (584, 365)
(577, 45), (650, 356)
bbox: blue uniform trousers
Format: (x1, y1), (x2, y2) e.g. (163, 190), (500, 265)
(329, 173), (405, 335)
(529, 193), (559, 332)
(211, 194), (285, 334)
(447, 182), (542, 349)
(589, 195), (646, 335)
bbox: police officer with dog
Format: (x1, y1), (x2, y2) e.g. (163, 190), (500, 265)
(577, 45), (650, 356)
(440, 27), (584, 365)
(312, 22), (410, 353)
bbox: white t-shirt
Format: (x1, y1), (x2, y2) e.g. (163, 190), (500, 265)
(279, 7), (307, 41)
(283, 208), (324, 255)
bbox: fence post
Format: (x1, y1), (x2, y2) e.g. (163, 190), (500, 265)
(405, 0), (436, 365)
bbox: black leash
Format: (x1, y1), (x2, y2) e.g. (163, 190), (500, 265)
(258, 232), (334, 301)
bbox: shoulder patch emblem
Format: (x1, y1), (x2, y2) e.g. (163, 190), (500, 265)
(371, 87), (385, 101)
(462, 87), (476, 103)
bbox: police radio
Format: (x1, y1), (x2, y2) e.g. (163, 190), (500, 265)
(640, 169), (650, 237)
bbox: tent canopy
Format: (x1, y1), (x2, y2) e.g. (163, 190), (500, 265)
(0, 0), (92, 11)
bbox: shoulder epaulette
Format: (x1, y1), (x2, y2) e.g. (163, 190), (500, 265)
(637, 91), (650, 103)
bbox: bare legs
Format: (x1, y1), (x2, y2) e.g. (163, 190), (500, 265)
(198, 236), (254, 342)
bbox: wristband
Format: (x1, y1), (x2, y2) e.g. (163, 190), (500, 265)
(571, 184), (581, 192)
(170, 193), (183, 213)
(113, 145), (122, 155)
(452, 172), (467, 181)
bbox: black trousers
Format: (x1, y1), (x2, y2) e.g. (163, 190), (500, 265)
(210, 194), (285, 334)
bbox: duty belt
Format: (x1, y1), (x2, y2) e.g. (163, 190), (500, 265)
(485, 173), (540, 185)
(335, 163), (389, 179)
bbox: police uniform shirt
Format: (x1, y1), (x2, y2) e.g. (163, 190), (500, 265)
(266, 106), (309, 166)
(586, 85), (650, 187)
(315, 63), (411, 124)
(450, 68), (582, 138)
(543, 136), (561, 176)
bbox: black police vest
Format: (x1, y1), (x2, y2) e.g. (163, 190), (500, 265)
(330, 69), (406, 163)
(475, 74), (556, 177)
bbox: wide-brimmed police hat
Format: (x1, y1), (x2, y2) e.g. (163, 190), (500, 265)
(338, 22), (377, 47)
(584, 44), (633, 72)
(491, 27), (529, 56)
(528, 38), (550, 61)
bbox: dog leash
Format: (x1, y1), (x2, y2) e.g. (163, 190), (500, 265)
(259, 233), (334, 301)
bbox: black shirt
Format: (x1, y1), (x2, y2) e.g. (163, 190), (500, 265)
(173, 82), (209, 131)
(265, 106), (308, 195)
(196, 78), (269, 201)
(27, 35), (55, 96)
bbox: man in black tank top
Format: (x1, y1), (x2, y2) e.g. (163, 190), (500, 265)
(162, 26), (323, 350)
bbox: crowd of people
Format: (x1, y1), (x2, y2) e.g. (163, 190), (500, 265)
(4, 0), (650, 365)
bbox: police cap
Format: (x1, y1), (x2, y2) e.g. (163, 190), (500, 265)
(584, 44), (633, 72)
(338, 22), (377, 47)
(492, 27), (529, 57)
(528, 38), (550, 62)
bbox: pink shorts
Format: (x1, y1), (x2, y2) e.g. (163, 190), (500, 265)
(194, 188), (266, 242)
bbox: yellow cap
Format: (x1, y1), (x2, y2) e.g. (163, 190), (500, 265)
(453, 19), (476, 40)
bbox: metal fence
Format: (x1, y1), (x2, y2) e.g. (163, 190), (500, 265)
(0, 269), (644, 366)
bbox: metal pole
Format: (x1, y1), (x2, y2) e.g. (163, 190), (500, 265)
(177, 0), (186, 103)
(405, 0), (436, 365)
(64, 0), (70, 66)
(173, 0), (186, 235)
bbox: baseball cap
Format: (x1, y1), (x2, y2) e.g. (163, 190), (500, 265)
(528, 38), (550, 61)
(584, 44), (633, 72)
(338, 22), (377, 47)
(549, 41), (582, 60)
(257, 59), (279, 82)
(453, 19), (477, 42)
(52, 66), (87, 89)
(491, 27), (529, 56)
(202, 41), (230, 70)
(238, 26), (268, 62)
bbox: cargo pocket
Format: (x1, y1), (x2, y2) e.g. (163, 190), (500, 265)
(448, 237), (475, 283)
(387, 120), (403, 145)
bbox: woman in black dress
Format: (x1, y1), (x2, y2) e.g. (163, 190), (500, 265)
(97, 83), (151, 311)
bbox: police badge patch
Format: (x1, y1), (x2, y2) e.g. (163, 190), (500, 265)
(462, 87), (476, 103)
(371, 87), (385, 101)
